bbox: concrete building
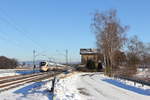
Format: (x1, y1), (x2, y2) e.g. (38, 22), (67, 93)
(80, 48), (103, 64)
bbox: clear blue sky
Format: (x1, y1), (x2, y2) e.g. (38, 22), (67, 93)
(0, 0), (149, 62)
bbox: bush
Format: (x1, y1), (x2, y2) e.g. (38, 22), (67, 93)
(0, 56), (18, 69)
(76, 67), (90, 72)
(76, 66), (97, 72)
(105, 66), (112, 77)
(86, 60), (96, 70)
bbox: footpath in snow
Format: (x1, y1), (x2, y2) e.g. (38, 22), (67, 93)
(54, 72), (150, 100)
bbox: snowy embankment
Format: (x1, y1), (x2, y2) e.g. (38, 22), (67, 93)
(54, 72), (150, 100)
(0, 72), (71, 100)
(0, 72), (149, 100)
(0, 69), (40, 77)
(54, 72), (81, 99)
(0, 77), (54, 100)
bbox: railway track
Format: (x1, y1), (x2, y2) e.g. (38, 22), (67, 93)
(0, 71), (61, 92)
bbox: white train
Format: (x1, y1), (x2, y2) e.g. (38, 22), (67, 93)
(39, 61), (66, 72)
(40, 61), (49, 72)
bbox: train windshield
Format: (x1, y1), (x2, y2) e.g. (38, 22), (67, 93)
(40, 62), (46, 66)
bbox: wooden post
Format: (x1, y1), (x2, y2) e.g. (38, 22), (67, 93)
(134, 82), (136, 86)
(51, 77), (56, 93)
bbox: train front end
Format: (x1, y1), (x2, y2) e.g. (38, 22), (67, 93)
(40, 61), (49, 72)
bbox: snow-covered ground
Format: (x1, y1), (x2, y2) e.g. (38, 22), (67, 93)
(54, 72), (150, 100)
(0, 69), (40, 77)
(136, 68), (150, 78)
(0, 72), (150, 100)
(0, 77), (54, 100)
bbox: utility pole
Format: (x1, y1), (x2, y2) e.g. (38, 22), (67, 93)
(66, 49), (68, 65)
(69, 56), (71, 65)
(33, 50), (36, 70)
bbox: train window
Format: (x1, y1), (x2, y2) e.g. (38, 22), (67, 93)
(40, 62), (46, 66)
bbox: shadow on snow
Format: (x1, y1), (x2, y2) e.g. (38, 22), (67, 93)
(14, 81), (53, 100)
(102, 79), (150, 96)
(15, 70), (40, 75)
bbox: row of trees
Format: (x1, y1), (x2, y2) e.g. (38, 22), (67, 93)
(0, 56), (18, 69)
(91, 9), (150, 76)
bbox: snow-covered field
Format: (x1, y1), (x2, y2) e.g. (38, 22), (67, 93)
(0, 72), (150, 100)
(0, 69), (40, 77)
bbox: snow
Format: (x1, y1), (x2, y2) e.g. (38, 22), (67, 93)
(53, 72), (150, 100)
(0, 72), (150, 100)
(54, 74), (81, 100)
(0, 69), (40, 77)
(102, 78), (150, 96)
(136, 68), (150, 78)
(0, 69), (19, 77)
(15, 70), (40, 75)
(80, 48), (98, 55)
(0, 78), (54, 100)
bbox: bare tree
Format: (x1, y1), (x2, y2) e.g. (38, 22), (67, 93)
(91, 9), (128, 76)
(127, 36), (144, 57)
(125, 36), (146, 76)
(126, 35), (150, 65)
(112, 50), (126, 67)
(138, 42), (150, 68)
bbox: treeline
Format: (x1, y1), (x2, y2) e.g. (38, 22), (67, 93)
(91, 9), (150, 76)
(0, 56), (18, 69)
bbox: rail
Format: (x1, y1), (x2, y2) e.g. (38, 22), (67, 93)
(0, 71), (61, 92)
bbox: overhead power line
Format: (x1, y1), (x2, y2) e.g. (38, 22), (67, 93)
(0, 30), (31, 54)
(0, 29), (23, 47)
(0, 7), (44, 51)
(0, 33), (22, 49)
